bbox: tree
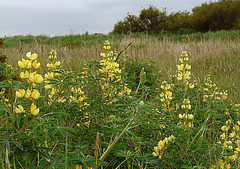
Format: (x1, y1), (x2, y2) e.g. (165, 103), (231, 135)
(191, 0), (240, 32)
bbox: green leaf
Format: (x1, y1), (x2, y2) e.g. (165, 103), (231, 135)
(10, 141), (23, 151)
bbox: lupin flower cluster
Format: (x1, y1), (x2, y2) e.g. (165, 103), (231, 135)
(211, 120), (240, 169)
(44, 50), (61, 102)
(176, 51), (194, 88)
(203, 67), (228, 102)
(152, 135), (176, 159)
(16, 52), (43, 115)
(160, 81), (173, 108)
(178, 99), (193, 128)
(99, 40), (131, 104)
(70, 86), (90, 127)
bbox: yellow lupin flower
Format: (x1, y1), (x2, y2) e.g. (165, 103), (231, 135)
(29, 72), (35, 83)
(177, 72), (183, 81)
(189, 83), (194, 89)
(184, 71), (191, 80)
(45, 84), (52, 90)
(54, 61), (60, 67)
(45, 72), (54, 79)
(26, 52), (31, 60)
(177, 64), (184, 71)
(47, 63), (53, 68)
(29, 53), (38, 60)
(32, 60), (40, 69)
(34, 74), (43, 84)
(20, 70), (29, 79)
(18, 58), (29, 69)
(16, 89), (25, 98)
(31, 89), (40, 100)
(15, 105), (24, 113)
(27, 62), (32, 69)
(30, 103), (39, 115)
(25, 89), (31, 99)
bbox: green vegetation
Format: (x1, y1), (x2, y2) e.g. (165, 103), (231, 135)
(2, 1), (240, 168)
(0, 30), (240, 168)
(1, 0), (240, 167)
(113, 0), (240, 34)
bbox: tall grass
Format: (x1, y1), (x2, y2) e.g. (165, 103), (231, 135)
(3, 30), (240, 101)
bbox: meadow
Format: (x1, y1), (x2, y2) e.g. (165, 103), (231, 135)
(0, 30), (240, 168)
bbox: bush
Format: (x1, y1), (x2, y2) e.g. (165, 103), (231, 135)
(191, 0), (240, 32)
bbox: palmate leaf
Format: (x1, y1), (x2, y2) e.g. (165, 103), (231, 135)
(69, 152), (108, 168)
(114, 149), (137, 158)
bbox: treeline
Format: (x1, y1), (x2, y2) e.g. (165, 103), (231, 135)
(112, 0), (240, 34)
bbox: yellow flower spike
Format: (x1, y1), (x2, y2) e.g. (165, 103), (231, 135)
(30, 53), (38, 60)
(15, 105), (24, 113)
(16, 89), (25, 98)
(33, 60), (40, 69)
(25, 89), (31, 99)
(31, 89), (40, 100)
(30, 103), (39, 115)
(34, 74), (43, 84)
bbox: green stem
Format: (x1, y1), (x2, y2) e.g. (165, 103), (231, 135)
(21, 82), (33, 134)
(65, 133), (68, 169)
(116, 158), (128, 169)
(21, 97), (30, 133)
(9, 83), (15, 131)
(189, 114), (211, 147)
(100, 117), (133, 161)
(0, 152), (5, 169)
(135, 82), (141, 94)
(40, 92), (60, 117)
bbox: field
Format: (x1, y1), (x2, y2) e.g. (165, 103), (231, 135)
(0, 30), (240, 168)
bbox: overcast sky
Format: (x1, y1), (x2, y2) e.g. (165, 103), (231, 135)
(1, 0), (209, 37)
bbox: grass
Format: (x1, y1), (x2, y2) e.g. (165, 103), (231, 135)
(3, 30), (240, 101)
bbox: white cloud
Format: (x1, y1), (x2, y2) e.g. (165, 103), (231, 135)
(0, 0), (210, 36)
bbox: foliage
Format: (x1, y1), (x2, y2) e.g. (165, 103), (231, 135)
(112, 1), (240, 34)
(191, 0), (240, 32)
(0, 39), (240, 169)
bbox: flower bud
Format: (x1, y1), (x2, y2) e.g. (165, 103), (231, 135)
(140, 68), (146, 85)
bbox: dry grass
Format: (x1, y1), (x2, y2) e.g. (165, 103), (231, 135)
(3, 35), (240, 101)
